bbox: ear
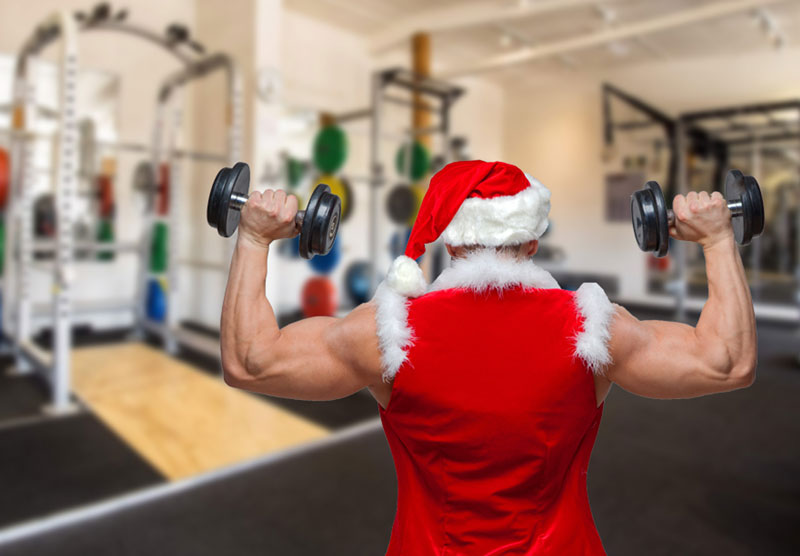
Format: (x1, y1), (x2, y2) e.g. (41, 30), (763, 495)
(526, 239), (539, 256)
(446, 244), (458, 258)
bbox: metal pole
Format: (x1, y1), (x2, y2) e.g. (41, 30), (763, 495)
(674, 119), (688, 323)
(368, 72), (383, 297)
(164, 104), (182, 355)
(750, 134), (762, 300)
(49, 11), (79, 414)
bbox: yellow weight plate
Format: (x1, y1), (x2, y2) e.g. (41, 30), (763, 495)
(408, 183), (426, 226)
(317, 174), (352, 221)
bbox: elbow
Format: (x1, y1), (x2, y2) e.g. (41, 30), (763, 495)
(220, 344), (256, 390)
(702, 341), (757, 391)
(728, 354), (757, 390)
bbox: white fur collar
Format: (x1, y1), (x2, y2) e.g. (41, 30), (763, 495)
(429, 249), (560, 293)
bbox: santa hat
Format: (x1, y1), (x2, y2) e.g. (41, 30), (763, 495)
(387, 160), (551, 297)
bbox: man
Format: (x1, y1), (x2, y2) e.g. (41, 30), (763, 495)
(220, 160), (756, 555)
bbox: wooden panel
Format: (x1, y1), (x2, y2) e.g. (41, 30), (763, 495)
(71, 343), (328, 480)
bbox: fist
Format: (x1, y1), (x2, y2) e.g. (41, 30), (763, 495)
(670, 191), (733, 249)
(238, 189), (299, 249)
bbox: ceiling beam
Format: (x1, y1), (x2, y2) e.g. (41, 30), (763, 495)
(368, 0), (597, 54)
(439, 0), (789, 78)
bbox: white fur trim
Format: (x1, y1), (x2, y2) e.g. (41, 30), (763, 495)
(372, 282), (414, 381)
(573, 283), (615, 375)
(441, 174), (551, 247)
(386, 255), (427, 298)
(430, 248), (559, 293)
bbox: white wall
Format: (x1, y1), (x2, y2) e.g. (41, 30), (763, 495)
(503, 47), (800, 300)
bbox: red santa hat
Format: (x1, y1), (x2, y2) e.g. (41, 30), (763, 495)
(387, 160), (551, 297)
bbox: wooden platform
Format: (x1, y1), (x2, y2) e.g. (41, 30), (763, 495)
(71, 343), (329, 480)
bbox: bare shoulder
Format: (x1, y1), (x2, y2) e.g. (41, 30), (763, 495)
(326, 303), (383, 384)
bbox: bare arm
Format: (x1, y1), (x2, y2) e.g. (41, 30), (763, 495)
(220, 189), (383, 401)
(603, 191), (757, 399)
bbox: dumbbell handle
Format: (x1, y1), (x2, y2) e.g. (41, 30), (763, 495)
(665, 199), (743, 225)
(229, 192), (305, 228)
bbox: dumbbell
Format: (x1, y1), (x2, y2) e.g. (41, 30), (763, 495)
(207, 162), (341, 259)
(631, 169), (764, 258)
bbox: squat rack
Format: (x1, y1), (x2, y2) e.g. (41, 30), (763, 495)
(3, 6), (206, 414)
(136, 52), (243, 358)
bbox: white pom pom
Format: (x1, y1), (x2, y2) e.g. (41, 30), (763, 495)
(386, 256), (427, 297)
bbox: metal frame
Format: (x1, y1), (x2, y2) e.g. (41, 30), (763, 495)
(137, 53), (243, 358)
(367, 68), (463, 295)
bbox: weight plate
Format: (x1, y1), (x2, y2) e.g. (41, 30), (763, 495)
(309, 236), (341, 274)
(313, 125), (348, 174)
(631, 181), (668, 257)
(300, 184), (327, 259)
(97, 174), (115, 218)
(133, 160), (155, 193)
(96, 218), (115, 261)
(301, 276), (337, 318)
(286, 156), (306, 188)
(386, 185), (416, 225)
(344, 261), (373, 305)
(0, 148), (8, 209)
(318, 174), (353, 222)
(146, 279), (167, 322)
(157, 163), (170, 216)
(646, 181), (669, 258)
(208, 162), (250, 238)
(310, 191), (341, 257)
(34, 194), (56, 238)
(408, 184), (425, 226)
(725, 169), (764, 246)
(395, 141), (431, 182)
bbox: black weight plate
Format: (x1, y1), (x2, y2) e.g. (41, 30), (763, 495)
(310, 192), (341, 257)
(386, 185), (415, 225)
(132, 161), (155, 192)
(646, 181), (669, 258)
(631, 189), (655, 252)
(725, 170), (764, 246)
(207, 162), (250, 237)
(300, 184), (333, 259)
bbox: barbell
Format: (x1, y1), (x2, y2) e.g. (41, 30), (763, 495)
(631, 169), (764, 258)
(207, 162), (341, 259)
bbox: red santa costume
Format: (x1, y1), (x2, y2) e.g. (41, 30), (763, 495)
(372, 161), (615, 555)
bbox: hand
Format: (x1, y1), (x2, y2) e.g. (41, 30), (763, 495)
(237, 189), (299, 250)
(669, 191), (734, 249)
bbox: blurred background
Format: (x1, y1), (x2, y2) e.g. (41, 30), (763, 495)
(0, 0), (798, 554)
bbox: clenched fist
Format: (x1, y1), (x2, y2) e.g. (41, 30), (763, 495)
(670, 191), (734, 249)
(238, 189), (299, 249)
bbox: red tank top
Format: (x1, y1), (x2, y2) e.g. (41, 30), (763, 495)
(373, 251), (614, 555)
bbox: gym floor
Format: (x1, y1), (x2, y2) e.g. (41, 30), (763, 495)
(0, 307), (798, 555)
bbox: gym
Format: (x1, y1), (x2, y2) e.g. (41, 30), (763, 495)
(0, 1), (797, 554)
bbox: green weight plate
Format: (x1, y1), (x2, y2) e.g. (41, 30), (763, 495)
(96, 218), (115, 261)
(395, 141), (430, 182)
(313, 125), (348, 174)
(286, 156), (306, 189)
(150, 222), (169, 272)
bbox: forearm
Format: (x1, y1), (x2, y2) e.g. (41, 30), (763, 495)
(220, 238), (280, 379)
(694, 236), (757, 377)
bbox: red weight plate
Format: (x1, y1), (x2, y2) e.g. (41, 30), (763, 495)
(301, 276), (337, 318)
(158, 163), (170, 215)
(0, 148), (9, 209)
(97, 175), (115, 218)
